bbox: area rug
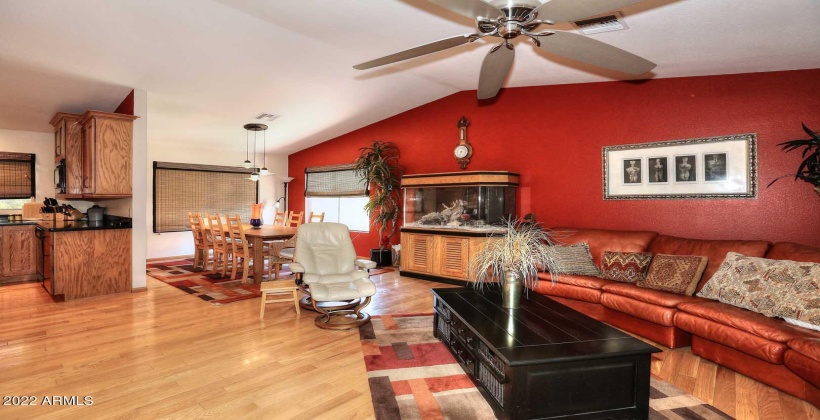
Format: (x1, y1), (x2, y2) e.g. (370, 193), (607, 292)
(369, 267), (396, 277)
(359, 314), (732, 420)
(146, 258), (292, 305)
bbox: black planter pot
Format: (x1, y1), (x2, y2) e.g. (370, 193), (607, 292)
(370, 248), (392, 267)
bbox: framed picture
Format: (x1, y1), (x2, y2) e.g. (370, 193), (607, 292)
(603, 134), (757, 200)
(647, 156), (668, 184)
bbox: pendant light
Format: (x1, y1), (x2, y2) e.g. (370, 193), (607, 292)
(259, 128), (269, 176)
(243, 129), (252, 169)
(243, 123), (268, 182)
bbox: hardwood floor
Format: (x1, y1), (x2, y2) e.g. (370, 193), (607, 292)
(0, 272), (817, 419)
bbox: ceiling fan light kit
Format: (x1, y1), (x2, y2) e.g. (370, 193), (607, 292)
(354, 0), (657, 99)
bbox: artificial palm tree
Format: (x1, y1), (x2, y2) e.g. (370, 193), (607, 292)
(353, 140), (403, 260)
(768, 123), (820, 197)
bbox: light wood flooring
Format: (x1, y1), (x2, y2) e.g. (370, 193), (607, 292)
(0, 271), (817, 419)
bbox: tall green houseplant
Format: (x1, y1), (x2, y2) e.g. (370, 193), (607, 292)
(769, 123), (820, 197)
(353, 140), (403, 260)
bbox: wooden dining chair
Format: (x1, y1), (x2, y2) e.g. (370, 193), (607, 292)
(188, 212), (212, 270)
(272, 211), (287, 226)
(207, 214), (233, 277)
(308, 212), (325, 223)
(262, 238), (294, 280)
(286, 211), (304, 227)
(225, 214), (252, 283)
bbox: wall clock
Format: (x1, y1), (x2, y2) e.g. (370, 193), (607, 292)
(455, 116), (472, 170)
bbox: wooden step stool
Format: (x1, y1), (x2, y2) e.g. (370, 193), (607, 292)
(260, 279), (301, 318)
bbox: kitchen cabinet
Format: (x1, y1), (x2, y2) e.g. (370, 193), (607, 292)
(51, 229), (132, 300)
(0, 225), (39, 282)
(50, 112), (84, 198)
(79, 110), (138, 198)
(400, 230), (493, 282)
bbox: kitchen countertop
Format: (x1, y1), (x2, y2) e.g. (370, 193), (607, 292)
(0, 218), (132, 232)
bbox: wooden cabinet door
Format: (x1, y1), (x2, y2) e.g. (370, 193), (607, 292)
(1, 226), (37, 277)
(403, 233), (434, 274)
(54, 122), (65, 162)
(92, 117), (132, 195)
(64, 119), (83, 196)
(81, 118), (95, 194)
(438, 236), (470, 279)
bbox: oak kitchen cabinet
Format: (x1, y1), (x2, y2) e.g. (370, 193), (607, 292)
(400, 230), (492, 282)
(0, 225), (39, 283)
(50, 112), (84, 198)
(46, 228), (132, 300)
(79, 110), (138, 198)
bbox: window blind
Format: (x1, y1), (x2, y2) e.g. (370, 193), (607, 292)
(153, 162), (258, 233)
(305, 163), (367, 197)
(0, 153), (35, 199)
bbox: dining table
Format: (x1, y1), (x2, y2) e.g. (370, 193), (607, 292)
(242, 225), (297, 283)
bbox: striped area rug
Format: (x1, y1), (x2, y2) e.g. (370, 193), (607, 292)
(359, 314), (732, 420)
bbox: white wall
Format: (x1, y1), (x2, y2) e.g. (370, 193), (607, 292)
(0, 128), (54, 213)
(145, 141), (288, 259)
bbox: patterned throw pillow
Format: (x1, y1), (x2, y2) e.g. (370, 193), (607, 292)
(600, 251), (653, 283)
(546, 243), (601, 276)
(698, 252), (820, 327)
(637, 254), (708, 295)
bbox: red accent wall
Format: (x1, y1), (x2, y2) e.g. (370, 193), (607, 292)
(114, 90), (135, 115)
(289, 69), (820, 256)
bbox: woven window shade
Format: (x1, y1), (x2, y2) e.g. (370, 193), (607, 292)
(153, 162), (258, 233)
(305, 164), (367, 197)
(0, 153), (35, 199)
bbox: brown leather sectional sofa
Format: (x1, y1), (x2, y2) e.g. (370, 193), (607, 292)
(532, 227), (820, 407)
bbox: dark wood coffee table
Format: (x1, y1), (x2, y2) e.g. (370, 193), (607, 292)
(432, 287), (660, 420)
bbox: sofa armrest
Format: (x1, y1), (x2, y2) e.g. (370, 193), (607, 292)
(356, 259), (377, 270)
(290, 262), (305, 274)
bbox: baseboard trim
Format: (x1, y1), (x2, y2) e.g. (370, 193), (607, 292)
(131, 287), (148, 293)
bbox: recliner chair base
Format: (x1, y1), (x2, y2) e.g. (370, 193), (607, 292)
(312, 297), (372, 330)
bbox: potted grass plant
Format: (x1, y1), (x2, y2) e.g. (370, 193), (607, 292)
(768, 123), (820, 198)
(353, 140), (403, 266)
(468, 217), (562, 309)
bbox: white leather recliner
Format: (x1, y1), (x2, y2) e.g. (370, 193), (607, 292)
(289, 222), (377, 329)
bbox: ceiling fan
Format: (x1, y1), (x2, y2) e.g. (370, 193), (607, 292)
(353, 0), (657, 99)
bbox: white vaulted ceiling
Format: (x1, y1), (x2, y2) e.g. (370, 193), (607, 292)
(0, 0), (819, 154)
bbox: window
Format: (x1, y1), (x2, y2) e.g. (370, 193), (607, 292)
(153, 162), (257, 233)
(304, 164), (370, 232)
(307, 196), (370, 232)
(0, 153), (35, 210)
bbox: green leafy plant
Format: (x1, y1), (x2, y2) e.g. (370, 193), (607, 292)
(353, 140), (403, 250)
(768, 123), (820, 196)
(468, 217), (561, 289)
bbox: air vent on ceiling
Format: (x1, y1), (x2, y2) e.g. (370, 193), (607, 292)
(254, 113), (280, 121)
(574, 12), (628, 35)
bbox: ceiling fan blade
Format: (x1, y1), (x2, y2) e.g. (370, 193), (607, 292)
(353, 34), (477, 70)
(428, 0), (504, 21)
(535, 31), (656, 75)
(478, 43), (515, 100)
(532, 0), (647, 24)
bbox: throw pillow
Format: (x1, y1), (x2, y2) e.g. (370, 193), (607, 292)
(637, 254), (708, 295)
(600, 251), (653, 283)
(546, 243), (601, 276)
(698, 252), (820, 327)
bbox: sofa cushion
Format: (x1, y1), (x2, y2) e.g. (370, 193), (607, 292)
(785, 350), (820, 388)
(600, 251), (652, 283)
(648, 235), (770, 291)
(550, 227), (658, 268)
(600, 293), (676, 326)
(788, 337), (820, 362)
(539, 272), (614, 290)
(546, 243), (601, 276)
(697, 252), (820, 326)
(765, 242), (820, 263)
(638, 254), (708, 295)
(602, 282), (706, 308)
(531, 280), (603, 304)
(675, 312), (789, 364)
(676, 301), (818, 343)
